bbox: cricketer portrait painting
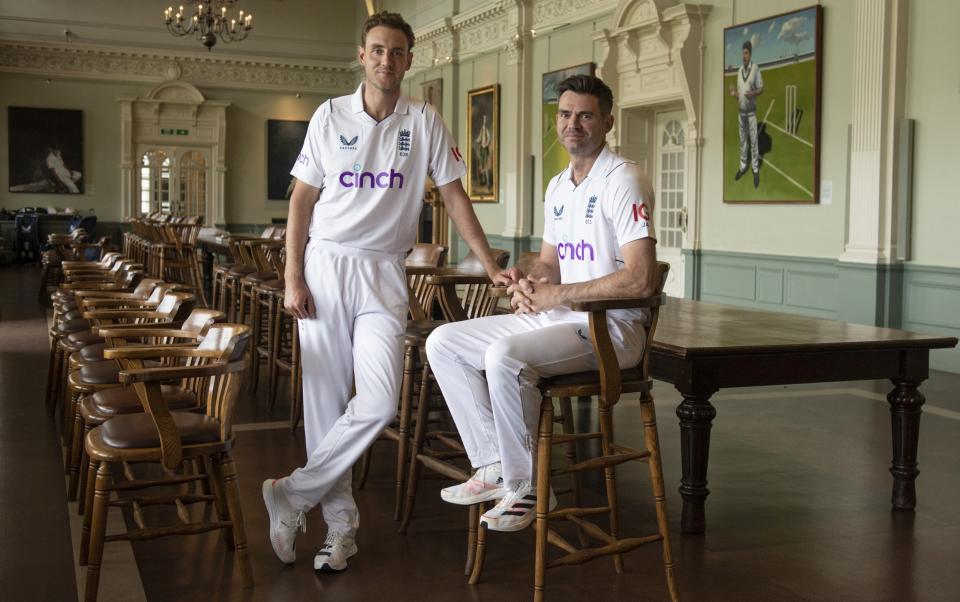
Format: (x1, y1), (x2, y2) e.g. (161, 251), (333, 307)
(723, 6), (822, 203)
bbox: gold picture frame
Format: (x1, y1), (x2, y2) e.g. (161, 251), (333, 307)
(466, 84), (498, 202)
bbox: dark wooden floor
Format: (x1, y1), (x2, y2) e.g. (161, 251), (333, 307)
(3, 262), (959, 601)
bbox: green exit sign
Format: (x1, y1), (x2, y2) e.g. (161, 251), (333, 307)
(160, 128), (189, 136)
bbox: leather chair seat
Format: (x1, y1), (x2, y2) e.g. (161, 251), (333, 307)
(52, 290), (75, 301)
(227, 266), (257, 277)
(405, 319), (445, 345)
(67, 330), (104, 347)
(100, 412), (221, 449)
(57, 317), (91, 335)
(259, 278), (285, 292)
(79, 343), (108, 362)
(241, 271), (277, 284)
(90, 385), (197, 417)
(78, 360), (121, 385)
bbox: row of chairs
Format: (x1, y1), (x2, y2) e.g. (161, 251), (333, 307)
(42, 239), (255, 601)
(123, 216), (207, 306)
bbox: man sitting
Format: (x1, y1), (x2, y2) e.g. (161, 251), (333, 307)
(426, 74), (659, 531)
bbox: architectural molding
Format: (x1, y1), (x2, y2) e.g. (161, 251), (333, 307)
(0, 40), (356, 94)
(532, 0), (617, 31)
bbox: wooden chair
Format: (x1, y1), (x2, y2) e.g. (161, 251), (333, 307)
(468, 262), (678, 602)
(79, 324), (254, 600)
(66, 308), (225, 507)
(396, 249), (511, 574)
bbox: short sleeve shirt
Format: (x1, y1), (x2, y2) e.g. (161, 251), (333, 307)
(736, 62), (763, 114)
(291, 83), (466, 253)
(542, 146), (656, 324)
(543, 146), (656, 284)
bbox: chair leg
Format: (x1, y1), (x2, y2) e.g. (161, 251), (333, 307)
(468, 512), (487, 585)
(248, 291), (261, 393)
(465, 504), (479, 576)
(393, 346), (417, 519)
(641, 394), (679, 602)
(288, 323), (302, 431)
(79, 459), (99, 565)
(533, 395), (554, 602)
(219, 453), (254, 588)
(83, 462), (111, 601)
(598, 405), (624, 574)
(67, 410), (85, 501)
(205, 455), (234, 548)
(77, 424), (93, 515)
(267, 305), (282, 412)
(399, 363), (433, 534)
(45, 336), (62, 416)
(558, 396), (588, 547)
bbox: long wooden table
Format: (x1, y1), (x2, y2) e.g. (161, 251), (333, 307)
(197, 234), (232, 302)
(649, 297), (958, 533)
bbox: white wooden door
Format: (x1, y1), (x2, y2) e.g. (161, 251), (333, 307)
(137, 145), (211, 219)
(654, 111), (687, 297)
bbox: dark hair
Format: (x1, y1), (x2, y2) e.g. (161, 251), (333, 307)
(361, 11), (415, 51)
(742, 40), (752, 52)
(557, 75), (614, 115)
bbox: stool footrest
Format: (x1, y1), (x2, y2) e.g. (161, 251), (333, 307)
(551, 432), (603, 444)
(553, 450), (650, 475)
(546, 534), (663, 568)
(104, 521), (230, 543)
(433, 433), (465, 451)
(418, 455), (470, 481)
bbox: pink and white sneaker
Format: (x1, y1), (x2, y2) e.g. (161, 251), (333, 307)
(441, 462), (505, 505)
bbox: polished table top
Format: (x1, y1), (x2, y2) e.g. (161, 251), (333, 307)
(654, 296), (956, 357)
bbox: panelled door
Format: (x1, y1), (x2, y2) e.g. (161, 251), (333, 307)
(137, 145), (210, 220)
(653, 110), (687, 297)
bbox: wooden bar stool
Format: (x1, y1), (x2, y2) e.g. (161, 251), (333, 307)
(468, 262), (678, 602)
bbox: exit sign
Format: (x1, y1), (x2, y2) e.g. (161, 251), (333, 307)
(160, 128), (189, 136)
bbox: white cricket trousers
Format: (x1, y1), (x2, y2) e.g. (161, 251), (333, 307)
(280, 239), (407, 536)
(738, 110), (759, 173)
(425, 309), (645, 489)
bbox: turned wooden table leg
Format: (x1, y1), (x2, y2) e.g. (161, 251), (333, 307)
(888, 379), (925, 510)
(676, 393), (717, 534)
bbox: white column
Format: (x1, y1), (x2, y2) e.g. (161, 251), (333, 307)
(500, 4), (533, 242)
(840, 0), (907, 264)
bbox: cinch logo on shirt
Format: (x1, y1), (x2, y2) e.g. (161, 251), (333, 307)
(339, 167), (405, 189)
(557, 239), (595, 262)
(631, 202), (650, 222)
(297, 153), (309, 166)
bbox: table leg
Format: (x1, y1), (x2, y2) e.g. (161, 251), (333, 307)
(887, 379), (925, 510)
(676, 393), (717, 533)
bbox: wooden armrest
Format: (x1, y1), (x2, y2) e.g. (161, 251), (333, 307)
(118, 361), (242, 384)
(404, 265), (443, 276)
(98, 328), (200, 340)
(91, 321), (184, 335)
(104, 346), (216, 360)
(83, 309), (162, 320)
(425, 273), (491, 285)
(80, 297), (152, 309)
(488, 286), (509, 298)
(74, 291), (140, 302)
(59, 282), (126, 291)
(569, 294), (666, 312)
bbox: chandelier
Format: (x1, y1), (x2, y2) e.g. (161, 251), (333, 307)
(164, 1), (253, 51)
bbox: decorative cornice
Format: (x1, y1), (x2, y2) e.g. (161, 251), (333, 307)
(0, 41), (356, 94)
(451, 1), (509, 30)
(533, 0), (616, 30)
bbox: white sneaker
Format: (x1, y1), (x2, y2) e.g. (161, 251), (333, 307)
(314, 531), (358, 573)
(441, 462), (506, 505)
(479, 480), (556, 532)
(262, 479), (305, 565)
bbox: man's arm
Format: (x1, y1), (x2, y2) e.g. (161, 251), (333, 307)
(437, 179), (520, 284)
(513, 238), (657, 314)
(284, 179), (322, 319)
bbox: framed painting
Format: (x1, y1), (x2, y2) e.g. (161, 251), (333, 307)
(267, 119), (309, 200)
(723, 5), (822, 203)
(8, 107), (84, 194)
(541, 62), (594, 195)
(466, 84), (498, 202)
(421, 78), (443, 118)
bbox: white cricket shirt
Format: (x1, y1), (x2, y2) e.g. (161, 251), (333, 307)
(291, 83), (466, 253)
(543, 146), (657, 325)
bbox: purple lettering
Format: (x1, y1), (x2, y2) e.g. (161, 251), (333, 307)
(389, 169), (404, 189)
(376, 172), (390, 187)
(339, 171), (353, 187)
(557, 240), (596, 262)
(358, 171), (375, 188)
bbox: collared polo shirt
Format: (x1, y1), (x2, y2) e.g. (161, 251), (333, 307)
(543, 145), (656, 288)
(736, 62), (763, 114)
(291, 83), (466, 253)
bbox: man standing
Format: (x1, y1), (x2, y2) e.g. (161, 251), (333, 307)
(262, 11), (512, 573)
(425, 75), (658, 531)
(730, 40), (764, 188)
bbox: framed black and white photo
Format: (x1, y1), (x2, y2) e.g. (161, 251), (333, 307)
(267, 119), (309, 200)
(8, 107), (84, 194)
